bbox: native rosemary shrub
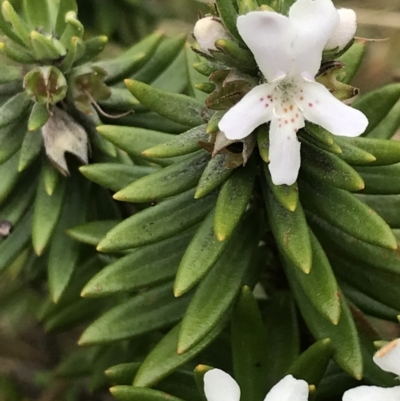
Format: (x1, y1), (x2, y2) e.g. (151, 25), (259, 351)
(1, 0), (400, 400)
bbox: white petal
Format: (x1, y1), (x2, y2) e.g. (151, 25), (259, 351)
(343, 385), (400, 401)
(204, 369), (240, 401)
(296, 80), (368, 137)
(325, 9), (357, 51)
(219, 84), (275, 140)
(268, 107), (304, 186)
(237, 12), (294, 81)
(289, 0), (339, 76)
(373, 339), (400, 377)
(193, 17), (231, 55)
(264, 375), (309, 401)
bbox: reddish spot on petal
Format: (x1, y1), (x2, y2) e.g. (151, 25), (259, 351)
(265, 103), (269, 108)
(260, 97), (264, 101)
(309, 103), (313, 107)
(291, 118), (295, 123)
(279, 124), (282, 128)
(300, 96), (304, 100)
(285, 120), (288, 124)
(284, 108), (288, 113)
(287, 136), (291, 140)
(296, 113), (299, 118)
(290, 105), (294, 111)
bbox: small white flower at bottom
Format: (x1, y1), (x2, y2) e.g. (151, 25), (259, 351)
(343, 338), (400, 401)
(204, 369), (309, 401)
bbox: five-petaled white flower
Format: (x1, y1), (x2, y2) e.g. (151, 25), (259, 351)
(204, 369), (309, 401)
(218, 0), (368, 186)
(343, 338), (400, 400)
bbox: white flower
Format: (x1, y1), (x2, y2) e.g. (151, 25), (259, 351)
(343, 339), (400, 401)
(193, 16), (231, 55)
(218, 0), (368, 186)
(325, 8), (357, 51)
(204, 369), (309, 401)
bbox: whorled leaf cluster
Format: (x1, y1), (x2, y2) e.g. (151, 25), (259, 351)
(2, 0), (400, 399)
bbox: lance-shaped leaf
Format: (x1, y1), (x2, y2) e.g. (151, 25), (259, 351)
(134, 321), (225, 387)
(338, 40), (366, 84)
(231, 286), (269, 401)
(367, 101), (400, 140)
(263, 183), (312, 273)
(334, 136), (376, 166)
(18, 131), (43, 172)
(125, 79), (204, 127)
(79, 283), (191, 345)
(0, 91), (31, 128)
(356, 164), (400, 195)
(215, 0), (240, 40)
(0, 118), (27, 164)
(178, 212), (258, 353)
(110, 386), (186, 401)
(300, 178), (397, 249)
(97, 189), (216, 252)
(66, 220), (119, 247)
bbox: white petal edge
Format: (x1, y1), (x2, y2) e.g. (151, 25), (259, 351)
(268, 110), (304, 186)
(237, 11), (294, 81)
(289, 0), (339, 77)
(373, 338), (400, 377)
(264, 375), (309, 401)
(193, 17), (231, 55)
(219, 84), (274, 140)
(296, 80), (368, 137)
(343, 385), (400, 401)
(204, 369), (241, 401)
(325, 8), (357, 51)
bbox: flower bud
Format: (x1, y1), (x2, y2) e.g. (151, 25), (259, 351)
(193, 16), (231, 55)
(325, 8), (357, 51)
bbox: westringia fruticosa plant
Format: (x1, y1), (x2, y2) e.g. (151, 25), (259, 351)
(2, 0), (400, 399)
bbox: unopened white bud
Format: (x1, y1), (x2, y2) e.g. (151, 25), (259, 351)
(325, 8), (357, 51)
(193, 16), (231, 55)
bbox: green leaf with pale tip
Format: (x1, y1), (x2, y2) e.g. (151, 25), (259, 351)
(338, 40), (366, 84)
(143, 125), (208, 158)
(0, 152), (23, 204)
(214, 161), (255, 241)
(342, 282), (400, 322)
(80, 163), (157, 192)
(263, 164), (298, 212)
(174, 210), (229, 297)
(185, 44), (208, 103)
(300, 179), (397, 250)
(23, 0), (51, 32)
(301, 141), (365, 192)
(215, 38), (257, 71)
(215, 0), (240, 40)
(300, 131), (342, 156)
(114, 152), (209, 203)
(340, 137), (400, 166)
(134, 321), (225, 387)
(263, 184), (312, 273)
(287, 339), (332, 386)
(30, 31), (66, 60)
(95, 32), (163, 84)
(367, 101), (400, 140)
(66, 220), (119, 246)
(0, 42), (35, 64)
(178, 213), (258, 353)
(42, 159), (59, 196)
(99, 87), (139, 111)
(356, 163), (400, 194)
(357, 194), (400, 228)
(195, 154), (234, 199)
(334, 136), (376, 166)
(2, 1), (31, 46)
(32, 176), (66, 256)
(0, 207), (32, 272)
(55, 0), (77, 35)
(97, 125), (174, 157)
(257, 125), (270, 162)
(353, 83), (400, 135)
(110, 386), (185, 401)
(0, 119), (27, 164)
(289, 272), (362, 380)
(304, 123), (333, 146)
(98, 189), (216, 252)
(232, 286), (269, 401)
(106, 362), (141, 385)
(82, 228), (195, 298)
(283, 230), (341, 324)
(77, 35), (108, 65)
(0, 91), (31, 128)
(125, 79), (204, 127)
(308, 213), (400, 276)
(79, 283), (191, 345)
(48, 176), (87, 303)
(28, 102), (49, 132)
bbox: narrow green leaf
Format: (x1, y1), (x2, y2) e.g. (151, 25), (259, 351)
(0, 65), (22, 84)
(18, 131), (43, 172)
(134, 322), (225, 387)
(77, 35), (108, 65)
(366, 101), (400, 140)
(125, 79), (204, 127)
(55, 0), (78, 36)
(256, 125), (270, 162)
(178, 213), (257, 353)
(2, 1), (31, 46)
(0, 152), (24, 204)
(300, 178), (397, 250)
(338, 40), (366, 84)
(0, 119), (27, 164)
(79, 283), (191, 345)
(27, 102), (49, 132)
(110, 386), (185, 401)
(0, 91), (31, 128)
(334, 136), (376, 166)
(66, 220), (119, 246)
(97, 189), (216, 252)
(215, 0), (240, 40)
(231, 286), (269, 401)
(356, 163), (400, 194)
(23, 0), (51, 32)
(115, 152), (209, 202)
(214, 161), (255, 241)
